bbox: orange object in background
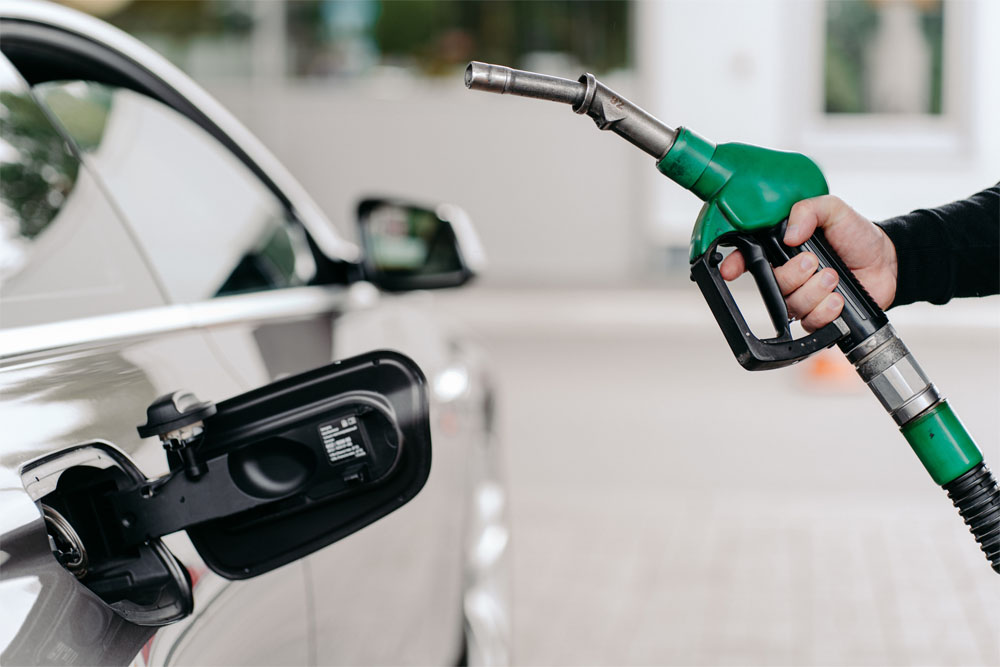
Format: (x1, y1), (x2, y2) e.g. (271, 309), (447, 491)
(798, 347), (863, 392)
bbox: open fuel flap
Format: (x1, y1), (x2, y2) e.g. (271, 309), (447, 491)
(24, 350), (432, 623)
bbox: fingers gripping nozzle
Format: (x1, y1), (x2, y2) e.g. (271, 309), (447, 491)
(465, 61), (677, 159)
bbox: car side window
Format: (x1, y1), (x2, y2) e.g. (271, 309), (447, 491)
(0, 55), (166, 329)
(33, 80), (316, 303)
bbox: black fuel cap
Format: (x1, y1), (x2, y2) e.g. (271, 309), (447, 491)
(138, 391), (217, 438)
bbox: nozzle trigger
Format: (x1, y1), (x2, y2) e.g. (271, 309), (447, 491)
(690, 235), (848, 370)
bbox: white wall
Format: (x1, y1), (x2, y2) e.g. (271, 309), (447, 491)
(213, 73), (645, 287)
(639, 0), (1000, 243)
(207, 0), (998, 285)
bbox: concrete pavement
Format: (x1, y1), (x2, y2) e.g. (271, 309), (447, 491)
(432, 287), (1000, 666)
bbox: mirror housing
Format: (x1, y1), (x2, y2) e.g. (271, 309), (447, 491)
(357, 198), (485, 291)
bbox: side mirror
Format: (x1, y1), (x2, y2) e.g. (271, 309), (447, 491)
(357, 198), (486, 291)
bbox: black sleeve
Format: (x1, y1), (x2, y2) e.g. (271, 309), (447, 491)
(875, 185), (999, 308)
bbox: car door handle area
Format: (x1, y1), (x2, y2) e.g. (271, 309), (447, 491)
(22, 349), (433, 626)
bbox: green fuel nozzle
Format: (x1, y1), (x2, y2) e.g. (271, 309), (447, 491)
(466, 61), (1000, 574)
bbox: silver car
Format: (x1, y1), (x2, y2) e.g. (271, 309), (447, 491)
(0, 2), (509, 665)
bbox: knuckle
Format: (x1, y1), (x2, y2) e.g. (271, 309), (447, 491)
(801, 311), (829, 332)
(827, 293), (844, 312)
(776, 267), (804, 296)
(800, 316), (819, 333)
(788, 200), (813, 224)
(786, 271), (831, 314)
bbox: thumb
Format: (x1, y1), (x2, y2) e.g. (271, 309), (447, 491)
(784, 195), (849, 246)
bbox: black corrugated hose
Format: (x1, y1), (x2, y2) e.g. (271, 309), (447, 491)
(943, 463), (1000, 573)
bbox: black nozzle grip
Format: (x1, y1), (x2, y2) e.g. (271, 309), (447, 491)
(690, 236), (847, 370)
(758, 223), (888, 351)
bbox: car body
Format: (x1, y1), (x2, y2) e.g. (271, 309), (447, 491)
(0, 1), (509, 665)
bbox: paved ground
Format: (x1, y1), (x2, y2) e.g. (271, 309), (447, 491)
(434, 287), (1000, 666)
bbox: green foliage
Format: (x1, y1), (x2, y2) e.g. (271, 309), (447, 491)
(101, 0), (631, 78)
(106, 0), (253, 37)
(824, 0), (943, 115)
(922, 7), (944, 115)
(824, 0), (878, 114)
(374, 0), (631, 74)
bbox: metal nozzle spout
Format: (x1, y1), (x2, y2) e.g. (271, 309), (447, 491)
(464, 61), (506, 92)
(465, 61), (585, 107)
(464, 61), (677, 160)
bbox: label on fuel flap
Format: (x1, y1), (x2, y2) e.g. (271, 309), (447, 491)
(319, 415), (367, 464)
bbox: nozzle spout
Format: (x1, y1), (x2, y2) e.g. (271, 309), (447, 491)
(465, 61), (585, 107)
(465, 61), (677, 160)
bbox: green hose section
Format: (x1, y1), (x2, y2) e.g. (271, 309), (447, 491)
(902, 401), (983, 485)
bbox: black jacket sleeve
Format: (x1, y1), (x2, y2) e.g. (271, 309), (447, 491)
(875, 184), (999, 307)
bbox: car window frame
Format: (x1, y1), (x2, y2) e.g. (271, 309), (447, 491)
(0, 19), (298, 212)
(34, 78), (322, 301)
(0, 50), (174, 327)
(0, 17), (354, 298)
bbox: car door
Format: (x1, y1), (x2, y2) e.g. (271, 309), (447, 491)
(61, 86), (473, 667)
(0, 51), (169, 666)
(0, 52), (317, 665)
(9, 30), (473, 667)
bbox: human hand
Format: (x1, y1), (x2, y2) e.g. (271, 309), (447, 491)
(719, 195), (898, 331)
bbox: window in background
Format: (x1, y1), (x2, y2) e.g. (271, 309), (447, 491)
(91, 0), (630, 80)
(286, 0), (631, 78)
(825, 0), (944, 115)
(99, 0), (257, 79)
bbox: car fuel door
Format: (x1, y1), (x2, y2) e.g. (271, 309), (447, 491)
(37, 350), (432, 589)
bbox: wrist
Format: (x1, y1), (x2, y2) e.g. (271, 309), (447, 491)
(881, 229), (898, 308)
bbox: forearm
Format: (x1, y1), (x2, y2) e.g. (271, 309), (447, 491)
(876, 185), (1000, 307)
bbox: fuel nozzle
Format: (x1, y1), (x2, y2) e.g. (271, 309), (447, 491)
(465, 61), (677, 160)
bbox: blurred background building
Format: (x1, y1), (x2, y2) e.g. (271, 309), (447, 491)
(59, 0), (1000, 287)
(48, 1), (1000, 665)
